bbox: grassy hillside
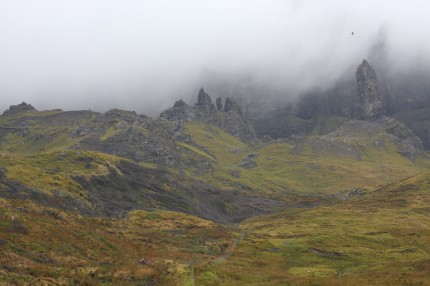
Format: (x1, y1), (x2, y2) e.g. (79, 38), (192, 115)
(0, 198), (237, 285)
(182, 121), (430, 198)
(0, 109), (99, 154)
(1, 107), (430, 284)
(0, 149), (286, 223)
(1, 108), (427, 201)
(196, 172), (430, 285)
(1, 173), (429, 285)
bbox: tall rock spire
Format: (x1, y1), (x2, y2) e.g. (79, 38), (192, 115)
(355, 59), (384, 119)
(196, 88), (215, 112)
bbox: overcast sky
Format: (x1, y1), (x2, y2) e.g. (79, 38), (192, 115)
(0, 0), (429, 116)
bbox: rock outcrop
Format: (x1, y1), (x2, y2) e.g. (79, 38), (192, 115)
(160, 89), (256, 142)
(196, 88), (215, 113)
(224, 97), (238, 113)
(321, 116), (423, 160)
(219, 97), (256, 141)
(2, 102), (36, 115)
(159, 99), (195, 128)
(355, 59), (384, 119)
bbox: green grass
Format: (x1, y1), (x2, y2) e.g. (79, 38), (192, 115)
(0, 109), (63, 124)
(181, 122), (430, 199)
(0, 126), (81, 155)
(99, 125), (123, 141)
(0, 150), (127, 202)
(0, 198), (238, 285)
(2, 111), (430, 284)
(176, 141), (216, 161)
(195, 173), (430, 285)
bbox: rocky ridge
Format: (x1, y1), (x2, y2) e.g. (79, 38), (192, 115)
(0, 89), (255, 173)
(319, 116), (423, 159)
(160, 88), (256, 141)
(2, 102), (36, 116)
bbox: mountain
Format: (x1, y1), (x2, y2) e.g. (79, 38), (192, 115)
(1, 59), (430, 284)
(251, 59), (430, 151)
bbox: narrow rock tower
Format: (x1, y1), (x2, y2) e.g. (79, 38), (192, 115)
(196, 88), (215, 113)
(355, 59), (384, 119)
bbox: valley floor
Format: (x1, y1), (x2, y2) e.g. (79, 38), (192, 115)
(1, 172), (430, 285)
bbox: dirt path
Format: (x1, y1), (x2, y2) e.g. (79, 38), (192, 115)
(187, 230), (246, 285)
(212, 230), (246, 266)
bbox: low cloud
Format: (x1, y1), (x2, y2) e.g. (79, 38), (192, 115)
(0, 0), (429, 116)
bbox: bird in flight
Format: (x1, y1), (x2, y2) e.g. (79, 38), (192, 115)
(351, 32), (354, 35)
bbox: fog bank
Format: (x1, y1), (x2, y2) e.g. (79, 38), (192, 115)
(0, 0), (429, 116)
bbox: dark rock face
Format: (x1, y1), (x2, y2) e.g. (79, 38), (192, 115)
(224, 97), (239, 113)
(174, 99), (186, 108)
(355, 59), (384, 119)
(196, 88), (215, 112)
(220, 97), (256, 141)
(393, 108), (430, 149)
(216, 97), (223, 111)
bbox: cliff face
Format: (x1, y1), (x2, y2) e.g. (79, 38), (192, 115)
(355, 59), (384, 119)
(218, 97), (256, 141)
(159, 88), (256, 142)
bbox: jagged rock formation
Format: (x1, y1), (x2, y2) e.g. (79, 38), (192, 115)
(0, 93), (255, 172)
(160, 88), (256, 141)
(219, 97), (256, 141)
(355, 59), (384, 119)
(224, 97), (237, 112)
(196, 88), (216, 113)
(2, 102), (36, 115)
(75, 109), (181, 166)
(159, 99), (195, 128)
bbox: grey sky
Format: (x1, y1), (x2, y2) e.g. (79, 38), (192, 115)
(0, 0), (429, 116)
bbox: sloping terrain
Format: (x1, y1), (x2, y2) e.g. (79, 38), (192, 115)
(0, 198), (237, 285)
(198, 173), (430, 285)
(1, 99), (430, 285)
(181, 118), (429, 198)
(1, 172), (429, 285)
(0, 150), (284, 223)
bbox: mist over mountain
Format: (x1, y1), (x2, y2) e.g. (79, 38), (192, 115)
(3, 2), (430, 285)
(1, 0), (430, 116)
